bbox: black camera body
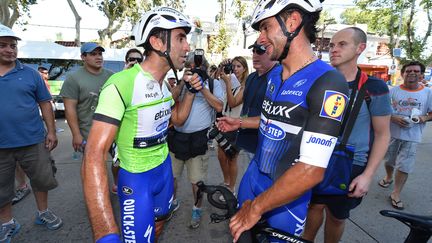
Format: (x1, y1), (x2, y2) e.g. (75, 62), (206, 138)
(207, 124), (238, 158)
(223, 63), (233, 74)
(185, 49), (207, 93)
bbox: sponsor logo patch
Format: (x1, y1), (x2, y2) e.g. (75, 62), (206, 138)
(122, 186), (133, 195)
(293, 79), (307, 88)
(319, 90), (347, 122)
(261, 123), (286, 140)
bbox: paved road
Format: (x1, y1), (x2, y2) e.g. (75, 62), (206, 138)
(11, 118), (432, 242)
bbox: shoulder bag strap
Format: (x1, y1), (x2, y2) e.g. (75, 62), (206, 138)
(339, 70), (368, 145)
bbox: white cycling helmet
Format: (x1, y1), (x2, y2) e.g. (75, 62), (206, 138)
(133, 7), (192, 47)
(251, 0), (323, 30)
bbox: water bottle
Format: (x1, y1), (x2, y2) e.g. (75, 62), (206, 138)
(72, 151), (81, 160)
(72, 140), (86, 160)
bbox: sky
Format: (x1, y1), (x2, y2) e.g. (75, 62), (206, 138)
(11, 0), (354, 42)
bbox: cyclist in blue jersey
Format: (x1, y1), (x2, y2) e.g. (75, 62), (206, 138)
(81, 7), (202, 243)
(217, 0), (349, 242)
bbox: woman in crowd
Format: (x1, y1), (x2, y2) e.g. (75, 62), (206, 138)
(217, 56), (249, 197)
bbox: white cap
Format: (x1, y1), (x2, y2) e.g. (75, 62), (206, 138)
(166, 70), (176, 80)
(0, 24), (21, 40)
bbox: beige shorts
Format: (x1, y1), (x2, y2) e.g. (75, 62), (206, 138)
(170, 151), (209, 184)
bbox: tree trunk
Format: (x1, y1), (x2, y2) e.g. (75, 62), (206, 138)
(66, 0), (82, 46)
(405, 0), (415, 59)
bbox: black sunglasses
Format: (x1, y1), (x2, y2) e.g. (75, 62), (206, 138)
(252, 46), (266, 55)
(127, 57), (143, 63)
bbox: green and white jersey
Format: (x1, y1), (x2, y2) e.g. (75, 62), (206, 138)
(94, 64), (174, 173)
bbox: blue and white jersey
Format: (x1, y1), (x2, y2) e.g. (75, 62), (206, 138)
(254, 60), (349, 178)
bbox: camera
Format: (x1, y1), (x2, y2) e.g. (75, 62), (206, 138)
(223, 63), (233, 74)
(207, 124), (238, 158)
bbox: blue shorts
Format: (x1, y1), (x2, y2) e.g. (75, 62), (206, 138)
(118, 156), (174, 243)
(238, 160), (311, 241)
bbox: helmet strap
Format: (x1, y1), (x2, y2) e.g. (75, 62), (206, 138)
(153, 30), (181, 83)
(275, 15), (304, 62)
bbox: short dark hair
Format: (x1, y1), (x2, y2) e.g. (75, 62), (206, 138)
(143, 29), (168, 56)
(346, 27), (367, 45)
(279, 8), (320, 43)
(401, 61), (425, 74)
(38, 66), (48, 72)
(125, 48), (143, 62)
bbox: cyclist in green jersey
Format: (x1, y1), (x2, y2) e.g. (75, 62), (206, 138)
(81, 7), (202, 243)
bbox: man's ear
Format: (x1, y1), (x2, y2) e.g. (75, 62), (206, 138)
(357, 43), (367, 55)
(148, 35), (165, 52)
(286, 11), (303, 32)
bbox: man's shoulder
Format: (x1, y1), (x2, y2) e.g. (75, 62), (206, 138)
(364, 75), (389, 95)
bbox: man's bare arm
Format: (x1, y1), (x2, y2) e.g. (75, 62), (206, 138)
(39, 101), (57, 151)
(229, 162), (325, 241)
(63, 98), (84, 151)
(81, 120), (119, 241)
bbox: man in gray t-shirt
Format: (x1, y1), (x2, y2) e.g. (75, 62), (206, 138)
(380, 61), (432, 210)
(60, 42), (113, 152)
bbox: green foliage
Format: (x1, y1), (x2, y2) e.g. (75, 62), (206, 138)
(344, 0), (432, 65)
(208, 20), (231, 57)
(234, 0), (246, 20)
(0, 0), (38, 27)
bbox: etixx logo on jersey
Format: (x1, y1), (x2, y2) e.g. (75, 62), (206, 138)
(319, 90), (347, 122)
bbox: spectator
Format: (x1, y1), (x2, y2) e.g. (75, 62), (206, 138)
(236, 42), (278, 159)
(379, 61), (432, 210)
(165, 69), (177, 89)
(0, 24), (62, 243)
(168, 51), (224, 229)
(60, 42), (114, 158)
(303, 27), (392, 243)
(216, 56), (249, 196)
(124, 48), (143, 70)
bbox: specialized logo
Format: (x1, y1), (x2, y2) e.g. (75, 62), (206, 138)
(263, 100), (303, 119)
(281, 90), (303, 96)
(122, 186), (133, 195)
(156, 121), (169, 132)
(293, 79), (307, 88)
(261, 123), (286, 140)
(122, 199), (136, 242)
(269, 83), (275, 94)
(306, 135), (336, 147)
(319, 90), (347, 122)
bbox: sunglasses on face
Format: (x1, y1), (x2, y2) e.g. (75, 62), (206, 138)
(127, 57), (143, 63)
(405, 70), (420, 73)
(252, 46), (266, 55)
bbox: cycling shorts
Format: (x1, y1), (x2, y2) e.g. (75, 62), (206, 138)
(238, 159), (311, 242)
(118, 156), (174, 243)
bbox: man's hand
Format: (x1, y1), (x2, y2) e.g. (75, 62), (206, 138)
(188, 73), (203, 91)
(391, 115), (410, 128)
(348, 173), (371, 198)
(217, 116), (241, 132)
(72, 134), (85, 152)
(229, 200), (261, 242)
(45, 131), (58, 151)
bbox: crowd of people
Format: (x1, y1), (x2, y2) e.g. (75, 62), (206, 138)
(1, 0), (431, 242)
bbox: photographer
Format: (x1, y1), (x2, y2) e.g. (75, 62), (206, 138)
(168, 50), (224, 229)
(215, 56), (249, 197)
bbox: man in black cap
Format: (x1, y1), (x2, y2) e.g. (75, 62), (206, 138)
(232, 42), (279, 159)
(60, 42), (114, 156)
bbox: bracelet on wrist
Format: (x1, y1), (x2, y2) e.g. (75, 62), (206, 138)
(239, 118), (243, 129)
